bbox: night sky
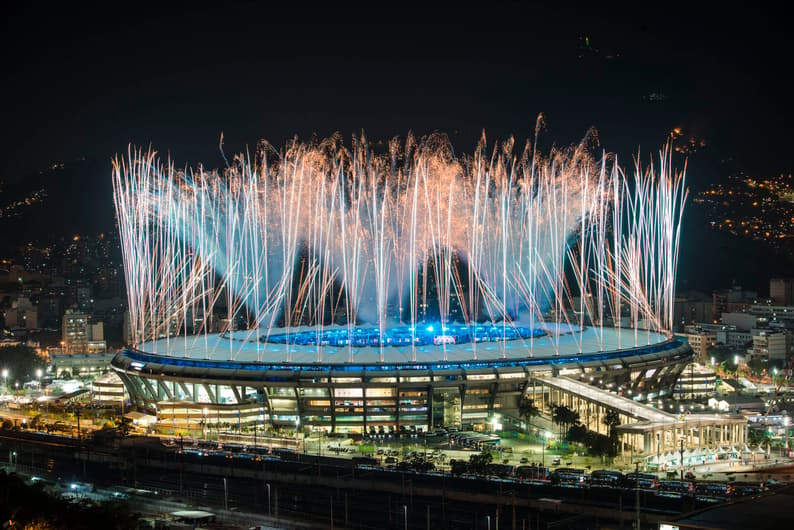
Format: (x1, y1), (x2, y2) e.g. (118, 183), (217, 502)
(2, 2), (792, 182)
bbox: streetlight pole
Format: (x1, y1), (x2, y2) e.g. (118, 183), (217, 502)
(2, 369), (7, 393)
(734, 356), (740, 413)
(541, 431), (550, 468)
(634, 461), (641, 530)
(656, 433), (661, 479)
(679, 439), (684, 481)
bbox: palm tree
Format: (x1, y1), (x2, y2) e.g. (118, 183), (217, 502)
(552, 405), (580, 440)
(602, 409), (621, 455)
(518, 397), (540, 432)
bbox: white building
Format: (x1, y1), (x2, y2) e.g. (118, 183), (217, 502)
(752, 330), (791, 361)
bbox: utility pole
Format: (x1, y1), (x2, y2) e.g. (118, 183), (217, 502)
(223, 477), (228, 511)
(679, 439), (684, 481)
(634, 461), (641, 530)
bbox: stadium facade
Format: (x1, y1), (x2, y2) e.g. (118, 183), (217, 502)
(111, 327), (693, 433)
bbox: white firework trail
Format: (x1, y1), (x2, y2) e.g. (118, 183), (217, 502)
(112, 129), (688, 362)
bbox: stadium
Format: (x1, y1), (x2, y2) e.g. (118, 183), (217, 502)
(110, 133), (691, 434)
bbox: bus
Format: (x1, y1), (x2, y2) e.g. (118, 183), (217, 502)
(352, 456), (380, 467)
(485, 463), (515, 478)
(516, 465), (548, 481)
(624, 472), (659, 489)
(590, 470), (623, 488)
(695, 482), (734, 497)
(550, 468), (587, 485)
(658, 480), (694, 496)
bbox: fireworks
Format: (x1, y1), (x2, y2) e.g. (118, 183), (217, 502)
(112, 125), (687, 363)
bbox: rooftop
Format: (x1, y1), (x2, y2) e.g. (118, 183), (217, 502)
(135, 326), (670, 365)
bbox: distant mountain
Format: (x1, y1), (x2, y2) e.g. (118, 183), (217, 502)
(0, 158), (116, 249)
(676, 205), (792, 295)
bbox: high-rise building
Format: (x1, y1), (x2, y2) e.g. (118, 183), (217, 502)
(4, 296), (39, 329)
(62, 309), (88, 353)
(62, 309), (106, 353)
(677, 329), (716, 363)
(770, 278), (794, 306)
(712, 285), (757, 322)
(752, 330), (791, 361)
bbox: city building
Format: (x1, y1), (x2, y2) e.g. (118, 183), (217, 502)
(91, 371), (126, 404)
(3, 296), (39, 329)
(721, 311), (762, 331)
(678, 327), (716, 362)
(674, 291), (713, 329)
(716, 329), (753, 348)
(61, 309), (106, 353)
(770, 277), (794, 305)
(712, 285), (757, 322)
(673, 363), (717, 400)
(751, 330), (792, 361)
(749, 304), (794, 324)
(50, 352), (116, 379)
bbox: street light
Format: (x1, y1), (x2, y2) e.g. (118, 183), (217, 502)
(733, 355), (740, 413)
(36, 369), (43, 392)
(542, 431), (551, 467)
(1, 369), (7, 392)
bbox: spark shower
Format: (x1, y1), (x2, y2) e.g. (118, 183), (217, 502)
(113, 126), (687, 363)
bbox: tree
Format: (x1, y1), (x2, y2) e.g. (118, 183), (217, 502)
(115, 416), (134, 437)
(518, 397), (540, 432)
(602, 409), (621, 454)
(468, 449), (494, 475)
(551, 405), (580, 440)
(585, 432), (616, 461)
(567, 424), (588, 444)
(450, 459), (469, 476)
(0, 345), (44, 388)
(748, 427), (772, 447)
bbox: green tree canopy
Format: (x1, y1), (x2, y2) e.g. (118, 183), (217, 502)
(0, 344), (45, 387)
(518, 397), (540, 431)
(551, 405), (580, 440)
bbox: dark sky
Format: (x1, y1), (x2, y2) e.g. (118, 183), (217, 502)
(1, 2), (792, 181)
